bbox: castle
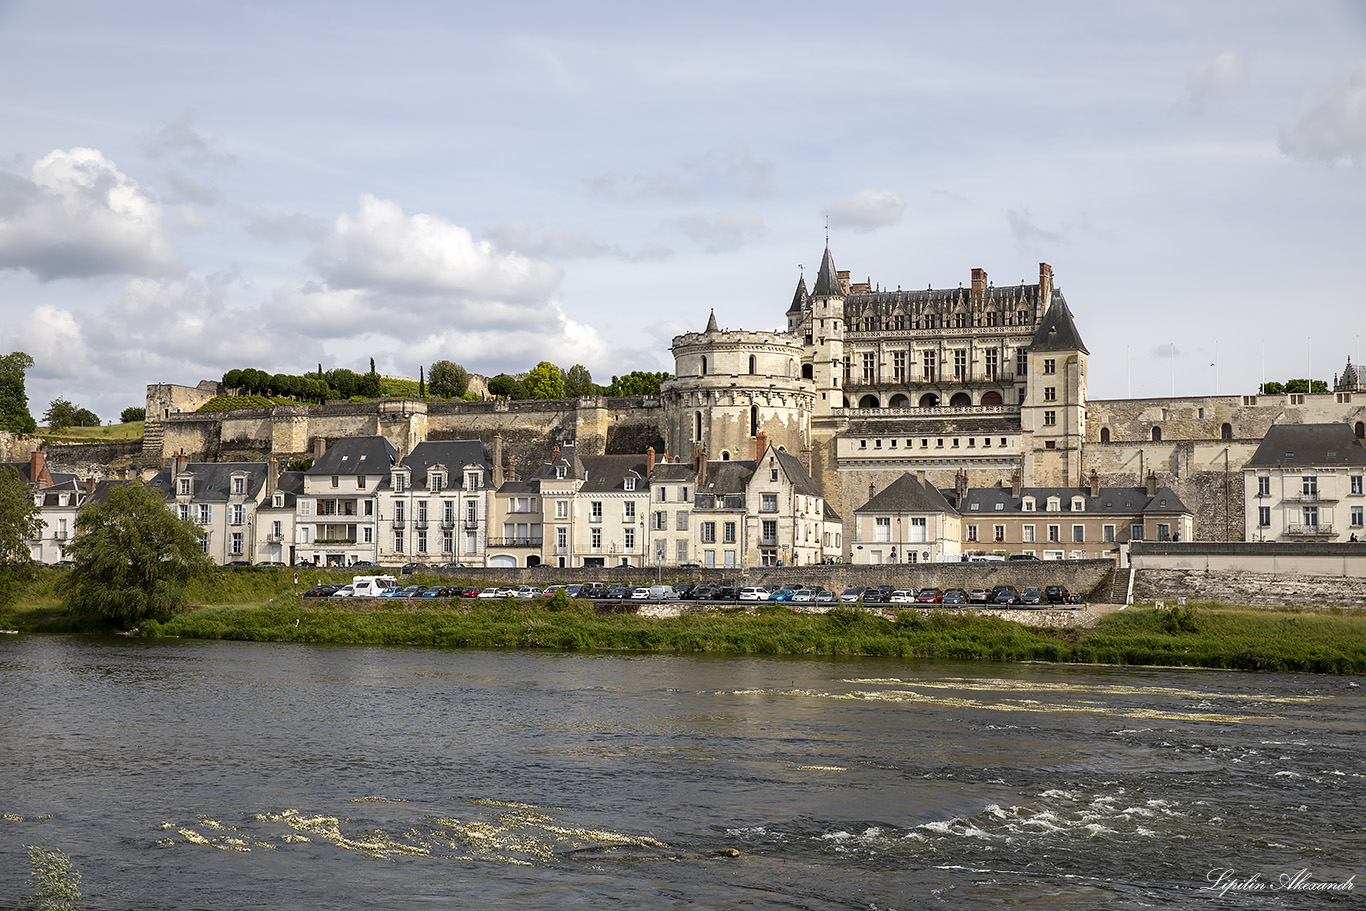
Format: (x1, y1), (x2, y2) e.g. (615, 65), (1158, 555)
(136, 244), (1366, 543)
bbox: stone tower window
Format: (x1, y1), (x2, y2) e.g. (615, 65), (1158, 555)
(1152, 427), (1162, 442)
(701, 356), (707, 376)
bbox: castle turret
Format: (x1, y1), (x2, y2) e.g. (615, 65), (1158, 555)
(807, 245), (846, 418)
(1020, 288), (1089, 486)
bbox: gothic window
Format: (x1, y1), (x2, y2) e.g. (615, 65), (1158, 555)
(1221, 423), (1233, 441)
(1152, 427), (1162, 442)
(701, 356), (708, 376)
(1100, 427), (1110, 443)
(748, 355), (756, 374)
(750, 405), (758, 437)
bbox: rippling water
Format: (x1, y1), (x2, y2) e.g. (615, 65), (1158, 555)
(1, 636), (1362, 909)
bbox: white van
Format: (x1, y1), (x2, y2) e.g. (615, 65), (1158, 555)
(351, 575), (398, 597)
(647, 585), (676, 601)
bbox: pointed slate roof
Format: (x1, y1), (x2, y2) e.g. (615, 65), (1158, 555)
(787, 275), (809, 315)
(1030, 290), (1088, 354)
(856, 473), (959, 516)
(811, 245), (842, 297)
(705, 309), (719, 333)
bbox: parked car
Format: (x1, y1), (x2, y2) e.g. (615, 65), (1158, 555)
(332, 584), (355, 598)
(458, 585), (482, 598)
(941, 588), (969, 605)
(738, 586), (768, 602)
(606, 585), (633, 600)
(714, 586), (739, 601)
(839, 587), (866, 603)
(673, 582), (698, 600)
(400, 562), (429, 575)
(686, 585), (715, 601)
(1008, 553), (1041, 561)
(303, 584), (340, 598)
(420, 585), (459, 598)
(888, 589), (916, 604)
(790, 588), (818, 603)
(224, 560), (251, 568)
(992, 585), (1020, 605)
(377, 586), (407, 597)
(868, 585), (894, 604)
(1019, 587), (1045, 606)
(517, 586), (543, 599)
(767, 588), (795, 602)
(400, 585), (428, 598)
(813, 590), (837, 603)
(1045, 585), (1070, 604)
(476, 587), (500, 599)
(630, 587), (652, 600)
(1064, 591), (1086, 604)
(915, 588), (944, 604)
(968, 588), (991, 604)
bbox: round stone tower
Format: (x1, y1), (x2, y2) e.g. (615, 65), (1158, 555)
(660, 310), (814, 462)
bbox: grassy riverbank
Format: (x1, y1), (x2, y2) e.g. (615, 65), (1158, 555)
(134, 597), (1366, 674)
(4, 569), (1364, 673)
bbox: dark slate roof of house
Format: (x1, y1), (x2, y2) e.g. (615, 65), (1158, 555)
(403, 440), (494, 488)
(37, 479), (84, 508)
(496, 479), (539, 495)
(958, 485), (1190, 515)
(697, 459), (756, 496)
(650, 461), (697, 483)
(260, 470), (305, 508)
(146, 462), (269, 502)
(1244, 423), (1366, 469)
(787, 275), (808, 315)
(823, 500), (842, 522)
(811, 245), (842, 297)
(856, 473), (959, 516)
(580, 454), (649, 493)
(772, 449), (822, 498)
(85, 479), (136, 505)
(1029, 290), (1088, 354)
(308, 436), (396, 476)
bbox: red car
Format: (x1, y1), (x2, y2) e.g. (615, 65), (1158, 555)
(915, 588), (944, 604)
(458, 585), (482, 598)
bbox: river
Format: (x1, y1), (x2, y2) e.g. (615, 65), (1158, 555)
(1, 636), (1362, 909)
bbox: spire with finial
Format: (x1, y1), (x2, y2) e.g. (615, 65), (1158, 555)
(705, 309), (719, 333)
(811, 244), (842, 298)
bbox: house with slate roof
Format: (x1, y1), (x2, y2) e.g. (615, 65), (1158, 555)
(380, 439), (496, 565)
(29, 478), (137, 564)
(850, 473), (961, 565)
(952, 469), (1192, 560)
(148, 455), (277, 564)
(572, 452), (650, 568)
(1243, 423), (1366, 543)
(255, 466), (303, 564)
(295, 436), (395, 566)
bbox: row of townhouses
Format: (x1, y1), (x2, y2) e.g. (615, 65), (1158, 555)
(11, 422), (1365, 568)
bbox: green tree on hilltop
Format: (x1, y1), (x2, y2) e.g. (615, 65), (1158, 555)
(0, 352), (37, 434)
(524, 361), (564, 399)
(606, 371), (671, 397)
(61, 483), (212, 627)
(428, 360), (469, 398)
(562, 364), (595, 397)
(121, 406), (146, 423)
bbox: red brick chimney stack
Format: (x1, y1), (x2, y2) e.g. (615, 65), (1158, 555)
(1039, 263), (1054, 303)
(29, 450), (46, 488)
(971, 268), (987, 306)
(1011, 469), (1022, 498)
(646, 447), (655, 479)
(1089, 469), (1101, 497)
(1146, 470), (1158, 496)
(754, 430), (768, 464)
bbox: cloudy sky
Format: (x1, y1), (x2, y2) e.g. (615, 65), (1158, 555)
(1, 1), (1364, 420)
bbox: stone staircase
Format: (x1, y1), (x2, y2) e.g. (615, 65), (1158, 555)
(140, 421), (165, 459)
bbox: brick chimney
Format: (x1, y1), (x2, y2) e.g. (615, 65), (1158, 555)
(955, 468), (968, 499)
(1146, 470), (1158, 496)
(29, 450), (46, 488)
(1010, 469), (1022, 498)
(173, 449), (189, 480)
(85, 477), (96, 494)
(697, 447), (707, 487)
(1089, 469), (1101, 497)
(507, 455), (517, 483)
(313, 436), (326, 461)
(971, 267), (988, 306)
(754, 430), (768, 465)
(551, 445), (560, 466)
(646, 446), (655, 479)
(799, 446), (812, 474)
(267, 456), (279, 496)
(868, 482), (876, 502)
(836, 270), (851, 294)
(1039, 263), (1053, 303)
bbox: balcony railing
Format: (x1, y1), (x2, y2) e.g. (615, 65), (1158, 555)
(759, 536), (779, 547)
(835, 404), (1021, 419)
(441, 518), (455, 529)
(266, 533), (284, 542)
(1285, 523), (1335, 536)
(488, 536), (543, 547)
(392, 519), (405, 528)
(1284, 493), (1336, 503)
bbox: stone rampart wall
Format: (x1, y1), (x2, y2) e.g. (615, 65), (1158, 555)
(1130, 542), (1366, 578)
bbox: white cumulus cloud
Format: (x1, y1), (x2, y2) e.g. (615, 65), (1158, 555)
(825, 189), (906, 233)
(0, 148), (179, 281)
(1279, 63), (1366, 167)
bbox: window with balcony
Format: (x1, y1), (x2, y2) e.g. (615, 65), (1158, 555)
(1303, 506), (1319, 529)
(892, 351), (906, 383)
(922, 350), (936, 381)
(1303, 476), (1318, 498)
(953, 349), (966, 380)
(590, 501), (602, 522)
(761, 520), (777, 546)
(985, 349), (998, 378)
(624, 527), (635, 550)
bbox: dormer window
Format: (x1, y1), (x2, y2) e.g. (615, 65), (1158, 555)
(1047, 497), (1061, 511)
(430, 472), (444, 491)
(178, 477), (193, 496)
(624, 477), (636, 491)
(556, 465), (566, 479)
(232, 477), (245, 495)
(1071, 497), (1085, 512)
(1022, 497), (1035, 511)
(273, 494), (284, 508)
(466, 472), (480, 490)
(395, 474), (406, 493)
(58, 493), (69, 506)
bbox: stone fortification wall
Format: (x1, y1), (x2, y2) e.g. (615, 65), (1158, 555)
(44, 440), (144, 479)
(1084, 440), (1249, 541)
(151, 395), (670, 468)
(1134, 567), (1365, 609)
(1088, 393), (1366, 443)
(0, 431), (41, 463)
